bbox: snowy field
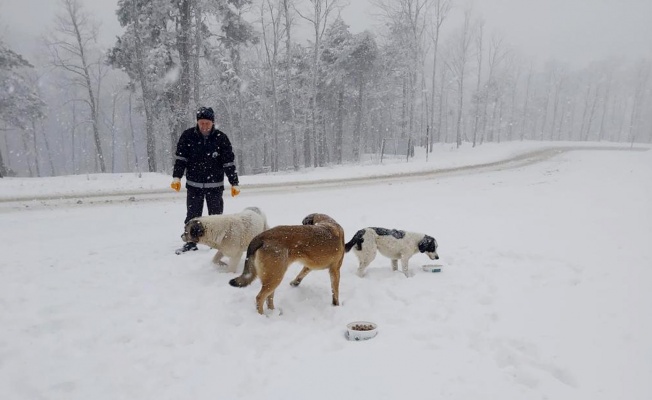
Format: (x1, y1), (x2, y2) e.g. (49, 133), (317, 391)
(1, 142), (651, 400)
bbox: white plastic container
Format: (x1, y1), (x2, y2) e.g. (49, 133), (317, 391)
(346, 321), (378, 341)
(422, 264), (443, 273)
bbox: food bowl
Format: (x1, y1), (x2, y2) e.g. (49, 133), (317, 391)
(346, 321), (378, 341)
(422, 264), (443, 273)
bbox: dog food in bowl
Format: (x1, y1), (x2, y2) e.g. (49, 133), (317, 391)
(346, 321), (378, 341)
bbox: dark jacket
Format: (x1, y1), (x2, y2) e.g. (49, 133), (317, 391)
(173, 126), (239, 189)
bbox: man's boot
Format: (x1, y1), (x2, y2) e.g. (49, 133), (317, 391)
(175, 242), (198, 255)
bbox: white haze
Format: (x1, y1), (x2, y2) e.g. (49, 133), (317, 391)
(2, 0), (652, 68)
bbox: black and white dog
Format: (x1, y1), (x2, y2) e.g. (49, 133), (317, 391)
(345, 227), (439, 277)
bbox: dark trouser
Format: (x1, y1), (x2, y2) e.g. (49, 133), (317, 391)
(185, 185), (224, 224)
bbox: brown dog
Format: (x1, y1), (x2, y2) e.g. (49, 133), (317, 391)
(229, 213), (346, 315)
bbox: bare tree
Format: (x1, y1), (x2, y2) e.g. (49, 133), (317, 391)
(374, 0), (433, 143)
(505, 54), (522, 142)
(127, 0), (156, 172)
(192, 0), (202, 109)
(282, 0), (299, 170)
(260, 0), (284, 172)
(45, 0), (106, 172)
(482, 34), (509, 143)
(125, 81), (140, 172)
(519, 62), (534, 141)
(445, 7), (474, 148)
(295, 0), (340, 167)
(426, 0), (451, 151)
(597, 62), (616, 142)
(547, 63), (567, 141)
(471, 19), (484, 147)
(169, 0), (192, 157)
(582, 84), (600, 141)
(628, 60), (651, 145)
(537, 66), (554, 140)
(577, 83), (593, 141)
(24, 69), (57, 176)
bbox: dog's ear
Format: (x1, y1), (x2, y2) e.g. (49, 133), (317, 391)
(302, 214), (316, 225)
(418, 235), (437, 253)
(189, 220), (205, 240)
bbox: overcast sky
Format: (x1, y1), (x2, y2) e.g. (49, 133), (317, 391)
(1, 0), (651, 69)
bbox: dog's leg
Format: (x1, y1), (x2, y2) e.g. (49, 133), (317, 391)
(391, 259), (399, 271)
(356, 260), (371, 277)
(290, 266), (311, 287)
(212, 250), (227, 266)
(266, 290), (275, 311)
(227, 253), (243, 274)
(400, 256), (411, 277)
(256, 283), (276, 315)
(329, 261), (343, 306)
(256, 263), (285, 314)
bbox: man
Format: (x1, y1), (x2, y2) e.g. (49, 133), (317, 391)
(171, 106), (241, 254)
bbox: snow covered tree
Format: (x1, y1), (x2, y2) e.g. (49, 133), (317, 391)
(347, 31), (378, 161)
(373, 0), (433, 142)
(0, 41), (46, 177)
(295, 0), (341, 167)
(282, 0), (299, 170)
(320, 17), (353, 164)
(259, 0), (284, 171)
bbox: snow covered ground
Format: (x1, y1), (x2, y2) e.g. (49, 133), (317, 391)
(1, 141), (651, 400)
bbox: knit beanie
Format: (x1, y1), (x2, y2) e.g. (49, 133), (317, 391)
(196, 107), (215, 121)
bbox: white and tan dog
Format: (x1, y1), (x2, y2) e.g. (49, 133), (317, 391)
(229, 213), (346, 315)
(181, 207), (269, 273)
(345, 227), (439, 277)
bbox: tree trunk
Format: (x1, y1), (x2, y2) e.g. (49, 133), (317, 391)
(401, 77), (408, 138)
(127, 88), (140, 172)
(131, 0), (157, 172)
(578, 85), (591, 141)
(455, 75), (465, 148)
(520, 67), (533, 140)
(21, 130), (33, 177)
(507, 69), (520, 141)
(0, 146), (6, 177)
(303, 113), (311, 167)
(583, 87), (600, 141)
(79, 53), (103, 171)
(192, 0), (201, 108)
(30, 121), (41, 177)
(548, 83), (561, 141)
(171, 0), (192, 158)
(429, 34), (440, 148)
(598, 77), (612, 142)
(283, 0), (299, 170)
(539, 82), (551, 141)
(335, 86), (344, 164)
(437, 69), (446, 143)
(353, 74), (365, 161)
(471, 28), (483, 148)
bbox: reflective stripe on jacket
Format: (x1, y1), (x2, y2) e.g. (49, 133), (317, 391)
(172, 126), (239, 187)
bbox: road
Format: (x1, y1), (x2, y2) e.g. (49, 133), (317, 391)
(0, 145), (644, 212)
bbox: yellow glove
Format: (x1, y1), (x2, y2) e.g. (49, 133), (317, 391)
(170, 178), (181, 192)
(231, 186), (240, 197)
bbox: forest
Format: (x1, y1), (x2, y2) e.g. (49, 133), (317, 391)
(1, 0), (651, 177)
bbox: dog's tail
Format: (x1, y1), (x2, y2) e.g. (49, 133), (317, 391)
(229, 236), (264, 288)
(344, 229), (366, 252)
